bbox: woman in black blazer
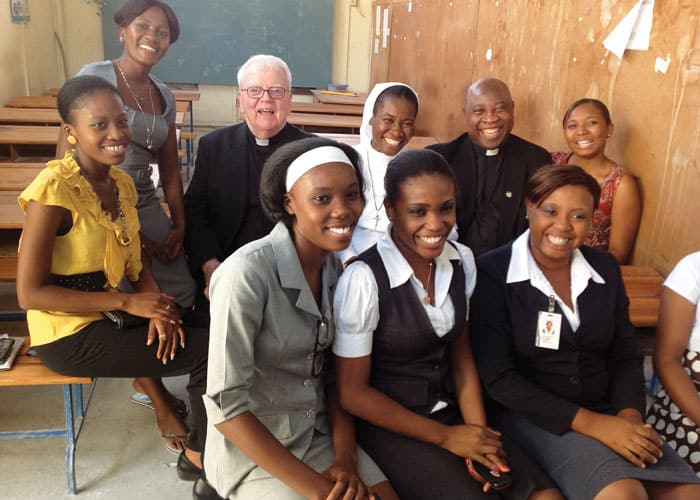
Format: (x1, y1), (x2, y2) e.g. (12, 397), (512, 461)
(470, 164), (700, 500)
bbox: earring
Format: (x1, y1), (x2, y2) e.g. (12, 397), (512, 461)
(119, 36), (124, 43)
(67, 135), (77, 145)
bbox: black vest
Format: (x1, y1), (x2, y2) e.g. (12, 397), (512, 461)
(357, 245), (467, 416)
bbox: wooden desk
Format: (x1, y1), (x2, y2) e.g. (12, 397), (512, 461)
(317, 133), (438, 150)
(621, 265), (663, 328)
(0, 164), (43, 191)
(0, 125), (59, 161)
(287, 112), (362, 133)
(171, 89), (200, 102)
(5, 96), (57, 109)
(0, 107), (60, 125)
(0, 192), (23, 229)
(0, 125), (60, 145)
(291, 101), (363, 116)
(311, 89), (367, 106)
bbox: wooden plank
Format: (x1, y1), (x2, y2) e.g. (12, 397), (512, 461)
(628, 297), (661, 328)
(0, 192), (24, 229)
(0, 107), (60, 125)
(0, 361), (91, 386)
(0, 165), (42, 191)
(620, 265), (661, 278)
(175, 100), (190, 113)
(310, 89), (367, 105)
(0, 125), (60, 145)
(287, 112), (361, 131)
(291, 101), (364, 115)
(5, 96), (57, 109)
(0, 229), (19, 281)
(317, 133), (437, 150)
(171, 89), (200, 102)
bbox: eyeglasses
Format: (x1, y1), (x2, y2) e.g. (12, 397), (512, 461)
(241, 86), (288, 99)
(311, 317), (329, 378)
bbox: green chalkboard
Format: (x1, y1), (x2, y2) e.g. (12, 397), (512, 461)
(101, 1), (335, 86)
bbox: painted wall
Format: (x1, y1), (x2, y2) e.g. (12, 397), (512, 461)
(0, 0), (103, 106)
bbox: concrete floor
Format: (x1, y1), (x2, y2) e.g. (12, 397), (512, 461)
(0, 372), (195, 499)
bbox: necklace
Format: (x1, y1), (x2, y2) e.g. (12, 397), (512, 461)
(115, 61), (157, 150)
(422, 260), (434, 305)
(73, 155), (132, 247)
(365, 151), (384, 230)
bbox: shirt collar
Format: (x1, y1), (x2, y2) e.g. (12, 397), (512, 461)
(377, 225), (461, 289)
(506, 230), (605, 285)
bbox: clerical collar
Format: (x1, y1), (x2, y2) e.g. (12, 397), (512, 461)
(485, 148), (499, 156)
(255, 137), (269, 146)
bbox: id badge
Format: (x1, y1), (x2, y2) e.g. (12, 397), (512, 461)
(536, 311), (562, 350)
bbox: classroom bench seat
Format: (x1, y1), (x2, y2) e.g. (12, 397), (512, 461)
(0, 340), (96, 495)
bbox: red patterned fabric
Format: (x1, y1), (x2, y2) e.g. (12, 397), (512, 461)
(550, 152), (624, 250)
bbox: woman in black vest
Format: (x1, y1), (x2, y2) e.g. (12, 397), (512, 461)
(333, 149), (560, 499)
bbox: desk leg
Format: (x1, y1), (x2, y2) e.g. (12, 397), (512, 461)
(63, 384), (78, 495)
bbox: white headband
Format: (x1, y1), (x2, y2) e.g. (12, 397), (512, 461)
(285, 146), (354, 191)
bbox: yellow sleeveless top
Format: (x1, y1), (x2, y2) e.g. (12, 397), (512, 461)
(18, 153), (143, 346)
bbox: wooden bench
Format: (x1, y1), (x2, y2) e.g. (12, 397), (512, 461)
(621, 265), (664, 328)
(0, 107), (61, 125)
(287, 112), (362, 133)
(291, 101), (364, 115)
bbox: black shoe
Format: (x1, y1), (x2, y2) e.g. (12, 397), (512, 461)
(193, 476), (225, 500)
(177, 451), (200, 481)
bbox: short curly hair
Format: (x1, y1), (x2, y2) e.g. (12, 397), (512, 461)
(260, 137), (363, 227)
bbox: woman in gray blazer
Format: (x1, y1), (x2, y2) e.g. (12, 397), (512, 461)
(203, 137), (398, 500)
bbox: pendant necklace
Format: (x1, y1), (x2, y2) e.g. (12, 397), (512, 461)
(422, 260), (434, 305)
(73, 155), (132, 247)
(115, 61), (157, 150)
(365, 151), (383, 230)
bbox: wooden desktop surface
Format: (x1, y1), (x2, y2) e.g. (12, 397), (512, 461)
(0, 125), (60, 145)
(0, 108), (60, 124)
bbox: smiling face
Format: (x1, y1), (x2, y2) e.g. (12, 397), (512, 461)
(285, 162), (364, 255)
(564, 102), (612, 160)
(119, 6), (171, 67)
(464, 79), (514, 150)
(238, 65), (292, 139)
(369, 95), (417, 156)
(65, 89), (131, 170)
(386, 173), (457, 264)
(527, 184), (594, 268)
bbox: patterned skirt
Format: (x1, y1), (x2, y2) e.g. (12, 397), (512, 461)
(646, 350), (700, 478)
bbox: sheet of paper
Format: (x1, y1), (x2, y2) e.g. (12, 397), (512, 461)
(603, 0), (655, 60)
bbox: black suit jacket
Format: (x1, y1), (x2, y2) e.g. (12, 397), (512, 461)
(183, 122), (308, 275)
(470, 243), (646, 435)
(427, 133), (550, 249)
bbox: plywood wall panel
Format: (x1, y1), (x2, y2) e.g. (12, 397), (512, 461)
(371, 0), (700, 273)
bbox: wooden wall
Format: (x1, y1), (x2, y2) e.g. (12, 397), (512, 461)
(370, 0), (700, 274)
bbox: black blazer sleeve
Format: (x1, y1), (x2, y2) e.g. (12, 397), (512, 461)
(470, 247), (581, 434)
(183, 131), (229, 271)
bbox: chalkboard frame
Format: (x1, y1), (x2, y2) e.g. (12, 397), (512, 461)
(100, 1), (335, 87)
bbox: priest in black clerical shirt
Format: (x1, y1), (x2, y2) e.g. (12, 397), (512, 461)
(428, 77), (550, 256)
(184, 55), (309, 315)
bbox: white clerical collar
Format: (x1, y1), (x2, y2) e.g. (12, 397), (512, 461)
(255, 137), (270, 146)
(485, 148), (499, 156)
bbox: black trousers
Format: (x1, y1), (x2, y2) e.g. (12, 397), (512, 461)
(356, 406), (555, 500)
(32, 318), (209, 452)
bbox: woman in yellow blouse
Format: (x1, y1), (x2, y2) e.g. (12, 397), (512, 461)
(16, 75), (209, 481)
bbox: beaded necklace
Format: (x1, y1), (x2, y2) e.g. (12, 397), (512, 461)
(73, 155), (132, 247)
(115, 61), (157, 150)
